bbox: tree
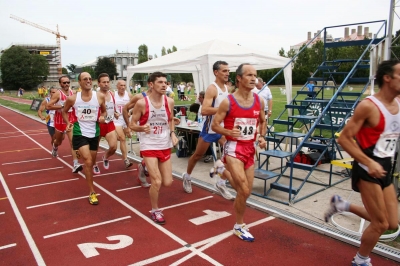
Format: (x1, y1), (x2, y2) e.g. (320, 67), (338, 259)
(154, 54), (158, 59)
(138, 44), (149, 64)
(0, 46), (49, 90)
(279, 48), (286, 57)
(161, 47), (166, 56)
(62, 67), (68, 74)
(66, 64), (77, 73)
(172, 46), (177, 52)
(167, 48), (172, 54)
(94, 57), (118, 80)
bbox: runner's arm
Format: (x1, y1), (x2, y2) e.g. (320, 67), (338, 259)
(37, 100), (47, 120)
(97, 93), (106, 123)
(201, 85), (218, 116)
(211, 99), (240, 138)
(46, 91), (62, 110)
(122, 95), (140, 126)
(62, 95), (75, 130)
(258, 99), (267, 148)
(129, 99), (149, 133)
(168, 97), (178, 146)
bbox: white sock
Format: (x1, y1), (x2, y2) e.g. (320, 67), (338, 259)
(151, 209), (159, 213)
(184, 173), (191, 180)
(216, 166), (225, 175)
(73, 159), (78, 165)
(234, 223), (244, 229)
(355, 253), (370, 264)
(217, 178), (226, 186)
(336, 199), (350, 212)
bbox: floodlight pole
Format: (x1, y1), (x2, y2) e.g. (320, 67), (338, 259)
(386, 0), (395, 59)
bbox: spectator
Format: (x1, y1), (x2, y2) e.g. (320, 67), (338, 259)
(187, 83), (192, 95)
(18, 87), (25, 97)
(253, 77), (273, 124)
(0, 87), (4, 94)
(306, 80), (315, 97)
(179, 82), (185, 100)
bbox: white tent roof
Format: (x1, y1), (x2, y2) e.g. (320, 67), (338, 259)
(126, 39), (292, 103)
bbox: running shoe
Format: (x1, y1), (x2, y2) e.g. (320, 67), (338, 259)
(102, 155), (109, 170)
(324, 195), (345, 222)
(93, 165), (101, 175)
(137, 163), (150, 188)
(124, 159), (133, 169)
(182, 173), (192, 193)
(89, 192), (98, 205)
(72, 164), (83, 173)
(210, 159), (225, 177)
(151, 210), (165, 225)
(203, 155), (213, 163)
(51, 145), (58, 157)
(215, 181), (234, 200)
(233, 224), (254, 242)
(351, 257), (372, 266)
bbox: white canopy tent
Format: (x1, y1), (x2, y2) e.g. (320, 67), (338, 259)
(126, 39), (293, 103)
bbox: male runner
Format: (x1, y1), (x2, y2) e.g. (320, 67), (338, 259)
(123, 86), (152, 188)
(47, 76), (82, 173)
(129, 72), (178, 224)
(212, 63), (266, 242)
(182, 61), (233, 200)
(62, 72), (106, 205)
(113, 80), (133, 169)
(324, 60), (400, 266)
(38, 87), (58, 145)
(92, 73), (118, 175)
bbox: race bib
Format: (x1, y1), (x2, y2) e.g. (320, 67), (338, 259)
(234, 117), (257, 140)
(374, 133), (399, 157)
(149, 120), (168, 139)
(77, 106), (98, 121)
(116, 104), (124, 114)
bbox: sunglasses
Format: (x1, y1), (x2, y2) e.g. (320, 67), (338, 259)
(62, 81), (70, 84)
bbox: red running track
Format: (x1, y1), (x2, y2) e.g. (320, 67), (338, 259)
(0, 106), (397, 266)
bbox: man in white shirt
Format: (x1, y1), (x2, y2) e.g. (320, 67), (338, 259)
(254, 77), (273, 122)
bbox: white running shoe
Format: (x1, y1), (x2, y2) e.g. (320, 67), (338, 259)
(137, 163), (150, 188)
(182, 173), (192, 193)
(233, 224), (254, 242)
(93, 165), (101, 175)
(72, 164), (83, 173)
(51, 146), (58, 157)
(215, 180), (234, 200)
(324, 195), (346, 222)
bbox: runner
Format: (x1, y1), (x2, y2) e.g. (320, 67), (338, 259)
(122, 86), (152, 188)
(324, 60), (400, 266)
(92, 73), (118, 175)
(46, 76), (82, 173)
(129, 72), (178, 224)
(182, 61), (233, 200)
(62, 72), (106, 205)
(113, 80), (133, 169)
(211, 63), (266, 242)
(37, 87), (58, 145)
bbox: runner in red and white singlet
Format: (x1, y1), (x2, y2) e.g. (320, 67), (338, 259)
(324, 60), (400, 266)
(211, 64), (266, 242)
(46, 76), (82, 173)
(129, 72), (178, 225)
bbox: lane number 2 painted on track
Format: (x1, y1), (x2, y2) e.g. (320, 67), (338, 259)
(77, 235), (133, 258)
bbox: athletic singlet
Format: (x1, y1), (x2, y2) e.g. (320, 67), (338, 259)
(72, 92), (100, 138)
(114, 90), (130, 125)
(104, 91), (115, 123)
(45, 97), (55, 127)
(224, 93), (261, 142)
(54, 89), (74, 125)
(202, 82), (229, 134)
(139, 95), (172, 151)
(357, 96), (400, 171)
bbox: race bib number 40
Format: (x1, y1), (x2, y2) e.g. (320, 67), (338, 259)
(234, 118), (257, 140)
(374, 133), (399, 157)
(77, 106), (98, 121)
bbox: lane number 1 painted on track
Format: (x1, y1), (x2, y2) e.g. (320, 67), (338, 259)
(77, 235), (133, 258)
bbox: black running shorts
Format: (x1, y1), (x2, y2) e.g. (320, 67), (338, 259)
(352, 157), (393, 192)
(72, 135), (99, 151)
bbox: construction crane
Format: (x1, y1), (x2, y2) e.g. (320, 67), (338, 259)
(10, 14), (67, 76)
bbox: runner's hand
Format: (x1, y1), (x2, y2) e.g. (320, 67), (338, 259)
(230, 127), (241, 138)
(143, 124), (151, 134)
(171, 134), (178, 146)
(124, 128), (132, 138)
(367, 159), (387, 178)
(114, 112), (120, 119)
(98, 116), (105, 124)
(258, 138), (266, 149)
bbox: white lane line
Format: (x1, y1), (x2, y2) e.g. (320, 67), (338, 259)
(159, 196), (213, 211)
(95, 158), (122, 163)
(170, 216), (276, 266)
(116, 186), (142, 192)
(0, 212), (5, 215)
(43, 216), (131, 239)
(2, 158), (52, 165)
(0, 133), (48, 139)
(0, 129), (46, 135)
(0, 172), (45, 265)
(94, 169), (136, 177)
(27, 194), (101, 209)
(16, 178), (79, 190)
(0, 243), (17, 250)
(8, 167), (63, 176)
(63, 150), (105, 158)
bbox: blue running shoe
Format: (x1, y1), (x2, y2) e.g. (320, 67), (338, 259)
(351, 257), (372, 266)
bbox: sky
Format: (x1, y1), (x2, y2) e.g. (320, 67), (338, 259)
(0, 0), (397, 68)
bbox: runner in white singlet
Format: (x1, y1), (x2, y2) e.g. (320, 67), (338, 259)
(38, 87), (58, 145)
(62, 72), (106, 205)
(129, 72), (178, 225)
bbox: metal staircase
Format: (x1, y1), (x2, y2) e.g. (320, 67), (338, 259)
(254, 20), (387, 205)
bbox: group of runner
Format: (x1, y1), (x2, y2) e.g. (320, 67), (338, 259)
(37, 59), (400, 265)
